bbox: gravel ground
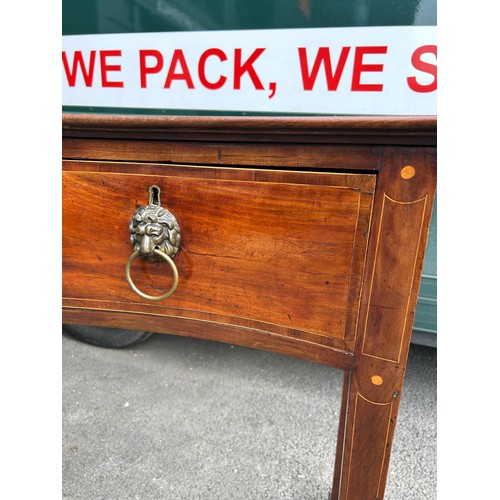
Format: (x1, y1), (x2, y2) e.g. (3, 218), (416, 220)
(62, 331), (436, 500)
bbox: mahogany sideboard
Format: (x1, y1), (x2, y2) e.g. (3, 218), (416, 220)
(62, 113), (436, 499)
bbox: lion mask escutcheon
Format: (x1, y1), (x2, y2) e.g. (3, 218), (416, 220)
(129, 204), (181, 262)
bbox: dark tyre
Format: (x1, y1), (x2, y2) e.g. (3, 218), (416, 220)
(63, 324), (155, 348)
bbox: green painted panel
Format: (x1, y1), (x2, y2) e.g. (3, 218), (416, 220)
(63, 0), (436, 36)
(414, 275), (437, 333)
(422, 197), (437, 277)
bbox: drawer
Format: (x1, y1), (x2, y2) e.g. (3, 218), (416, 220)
(62, 160), (375, 354)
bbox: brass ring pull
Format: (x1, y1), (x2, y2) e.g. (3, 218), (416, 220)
(125, 248), (179, 301)
(125, 185), (181, 302)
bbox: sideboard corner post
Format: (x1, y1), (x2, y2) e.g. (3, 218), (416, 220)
(330, 147), (436, 500)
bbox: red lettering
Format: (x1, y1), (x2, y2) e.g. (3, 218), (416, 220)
(298, 47), (350, 91)
(234, 48), (265, 90)
(99, 50), (124, 88)
(139, 50), (164, 88)
(351, 46), (387, 91)
(407, 45), (437, 93)
(164, 49), (194, 89)
(62, 50), (96, 87)
(198, 48), (227, 90)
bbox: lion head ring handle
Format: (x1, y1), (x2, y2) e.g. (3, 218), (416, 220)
(125, 185), (181, 301)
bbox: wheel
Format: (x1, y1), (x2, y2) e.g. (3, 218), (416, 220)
(62, 324), (155, 348)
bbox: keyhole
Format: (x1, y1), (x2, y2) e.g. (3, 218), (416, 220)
(149, 185), (161, 206)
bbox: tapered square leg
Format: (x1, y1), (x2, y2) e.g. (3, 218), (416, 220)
(331, 149), (436, 499)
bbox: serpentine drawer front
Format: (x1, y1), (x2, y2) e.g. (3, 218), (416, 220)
(63, 161), (375, 361)
(62, 115), (436, 500)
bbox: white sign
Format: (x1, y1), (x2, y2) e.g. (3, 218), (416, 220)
(62, 26), (436, 115)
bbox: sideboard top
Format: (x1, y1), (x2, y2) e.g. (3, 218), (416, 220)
(62, 113), (437, 146)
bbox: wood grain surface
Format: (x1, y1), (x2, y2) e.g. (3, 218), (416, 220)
(63, 162), (375, 355)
